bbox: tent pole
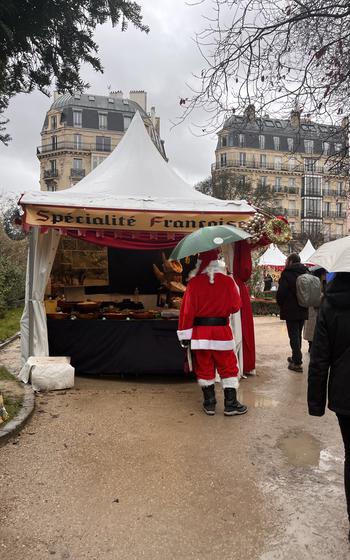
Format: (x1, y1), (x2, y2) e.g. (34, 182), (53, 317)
(28, 228), (35, 357)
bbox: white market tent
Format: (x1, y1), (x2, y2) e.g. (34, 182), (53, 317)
(299, 239), (316, 264)
(258, 244), (287, 270)
(19, 111), (255, 365)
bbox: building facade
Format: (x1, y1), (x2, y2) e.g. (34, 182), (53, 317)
(37, 90), (165, 191)
(212, 108), (348, 244)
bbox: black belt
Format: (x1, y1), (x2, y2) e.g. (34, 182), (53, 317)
(194, 317), (229, 326)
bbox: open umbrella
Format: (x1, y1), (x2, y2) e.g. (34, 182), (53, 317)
(309, 236), (350, 272)
(169, 225), (251, 261)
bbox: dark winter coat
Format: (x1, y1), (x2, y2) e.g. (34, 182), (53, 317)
(308, 274), (350, 416)
(276, 263), (309, 321)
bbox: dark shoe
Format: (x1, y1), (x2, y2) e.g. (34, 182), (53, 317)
(348, 528), (350, 543)
(288, 362), (303, 373)
(288, 356), (302, 365)
(201, 385), (216, 415)
(224, 388), (248, 416)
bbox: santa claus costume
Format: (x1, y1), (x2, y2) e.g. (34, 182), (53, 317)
(177, 249), (248, 416)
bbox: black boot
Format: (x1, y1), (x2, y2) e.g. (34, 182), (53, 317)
(201, 385), (216, 415)
(224, 388), (248, 416)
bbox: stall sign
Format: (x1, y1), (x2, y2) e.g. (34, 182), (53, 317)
(25, 206), (252, 232)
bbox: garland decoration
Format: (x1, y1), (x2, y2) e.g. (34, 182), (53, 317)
(265, 216), (292, 244)
(3, 204), (27, 241)
(239, 212), (266, 244)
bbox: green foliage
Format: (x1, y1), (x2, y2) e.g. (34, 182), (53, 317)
(0, 0), (148, 143)
(195, 172), (276, 213)
(251, 298), (279, 316)
(0, 306), (23, 340)
(0, 221), (27, 315)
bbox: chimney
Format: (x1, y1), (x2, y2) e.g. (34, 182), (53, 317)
(244, 104), (256, 122)
(129, 90), (147, 112)
(110, 90), (123, 100)
(290, 110), (301, 129)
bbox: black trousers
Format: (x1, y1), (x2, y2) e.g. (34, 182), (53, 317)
(286, 319), (304, 365)
(337, 414), (350, 522)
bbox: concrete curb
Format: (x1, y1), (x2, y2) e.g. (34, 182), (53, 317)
(0, 383), (35, 447)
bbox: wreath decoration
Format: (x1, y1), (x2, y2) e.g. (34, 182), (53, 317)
(3, 205), (27, 241)
(265, 216), (292, 244)
(239, 212), (266, 244)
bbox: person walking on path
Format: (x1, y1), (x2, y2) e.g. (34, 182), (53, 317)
(276, 253), (309, 372)
(303, 268), (326, 353)
(177, 248), (247, 416)
(308, 272), (350, 542)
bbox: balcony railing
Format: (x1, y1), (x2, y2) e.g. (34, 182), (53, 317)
(37, 142), (115, 154)
(301, 212), (322, 219)
(273, 186), (300, 194)
(70, 168), (86, 178)
(285, 209), (299, 217)
(44, 169), (58, 178)
(301, 189), (322, 197)
(212, 159), (346, 176)
(323, 211), (347, 219)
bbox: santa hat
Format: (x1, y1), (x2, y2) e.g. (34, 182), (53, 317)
(197, 249), (220, 274)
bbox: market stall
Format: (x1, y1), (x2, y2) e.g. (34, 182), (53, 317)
(18, 112), (255, 375)
(299, 239), (316, 265)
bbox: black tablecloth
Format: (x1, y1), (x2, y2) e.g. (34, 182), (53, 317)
(47, 319), (186, 375)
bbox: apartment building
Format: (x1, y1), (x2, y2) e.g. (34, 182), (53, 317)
(212, 107), (348, 243)
(37, 90), (165, 191)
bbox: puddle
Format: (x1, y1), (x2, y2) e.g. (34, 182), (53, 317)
(277, 429), (322, 467)
(238, 389), (280, 409)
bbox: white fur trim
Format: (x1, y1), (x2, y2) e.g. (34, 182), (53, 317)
(188, 259), (227, 284)
(221, 377), (239, 389)
(244, 369), (256, 376)
(197, 378), (215, 387)
(191, 339), (235, 350)
(177, 328), (193, 340)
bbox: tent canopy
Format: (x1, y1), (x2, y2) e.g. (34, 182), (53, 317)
(20, 112), (254, 235)
(299, 239), (316, 264)
(258, 244), (287, 269)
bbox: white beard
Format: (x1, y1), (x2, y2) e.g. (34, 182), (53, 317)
(188, 259), (227, 284)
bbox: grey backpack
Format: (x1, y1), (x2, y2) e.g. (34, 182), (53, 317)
(296, 273), (321, 308)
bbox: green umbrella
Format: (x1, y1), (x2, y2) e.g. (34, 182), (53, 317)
(169, 225), (251, 261)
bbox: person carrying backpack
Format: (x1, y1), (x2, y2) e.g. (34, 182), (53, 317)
(276, 253), (309, 372)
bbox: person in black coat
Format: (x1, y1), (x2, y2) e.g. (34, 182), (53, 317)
(308, 272), (350, 541)
(276, 253), (309, 372)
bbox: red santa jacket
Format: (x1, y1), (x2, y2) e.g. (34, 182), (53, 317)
(178, 267), (241, 350)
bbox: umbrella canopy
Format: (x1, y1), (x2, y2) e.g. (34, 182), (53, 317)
(309, 236), (350, 272)
(169, 225), (251, 261)
(299, 239), (316, 264)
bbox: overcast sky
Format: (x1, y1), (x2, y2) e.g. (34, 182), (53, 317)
(0, 1), (218, 196)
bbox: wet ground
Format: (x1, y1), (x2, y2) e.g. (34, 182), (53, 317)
(0, 317), (348, 559)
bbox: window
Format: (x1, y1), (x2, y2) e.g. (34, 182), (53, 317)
(73, 110), (82, 127)
(123, 115), (132, 130)
(88, 95), (95, 101)
(304, 139), (314, 154)
(50, 160), (56, 172)
(221, 135), (228, 147)
(275, 121), (282, 128)
(260, 154), (267, 168)
(228, 133), (234, 147)
(51, 116), (57, 130)
(288, 177), (297, 193)
(98, 113), (107, 130)
(74, 134), (82, 149)
(220, 153), (227, 167)
(73, 158), (82, 170)
(274, 177), (282, 191)
(96, 136), (111, 152)
(323, 202), (331, 216)
(273, 136), (280, 150)
(337, 181), (344, 195)
(303, 176), (322, 196)
(47, 184), (56, 192)
(323, 142), (330, 155)
(287, 138), (294, 151)
(303, 198), (321, 218)
(304, 158), (316, 172)
(51, 135), (57, 150)
(92, 155), (107, 169)
(239, 152), (246, 166)
(265, 120), (274, 127)
(302, 220), (322, 236)
(335, 143), (343, 153)
(238, 134), (245, 148)
(288, 157), (297, 171)
(259, 135), (265, 149)
(108, 98), (114, 104)
(274, 156), (282, 170)
(260, 176), (267, 187)
(336, 202), (343, 216)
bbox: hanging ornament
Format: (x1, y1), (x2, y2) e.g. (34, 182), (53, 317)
(265, 216), (292, 244)
(3, 203), (27, 241)
(240, 212), (266, 244)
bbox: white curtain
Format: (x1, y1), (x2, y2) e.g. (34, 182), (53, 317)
(222, 243), (243, 377)
(20, 228), (61, 364)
